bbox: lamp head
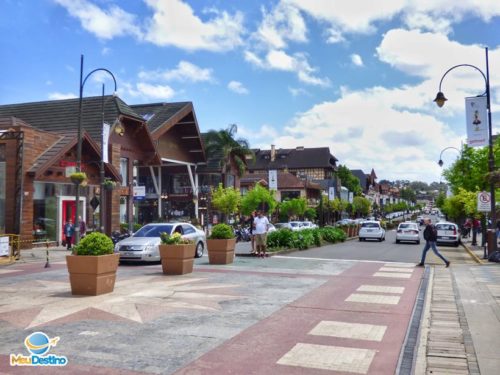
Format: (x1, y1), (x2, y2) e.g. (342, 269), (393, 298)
(433, 91), (447, 108)
(438, 159), (444, 167)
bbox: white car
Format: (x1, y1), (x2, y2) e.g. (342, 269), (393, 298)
(435, 222), (461, 247)
(359, 221), (386, 242)
(274, 223), (292, 230)
(396, 222), (420, 244)
(300, 221), (318, 229)
(289, 221), (304, 231)
(267, 223), (276, 232)
(115, 222), (206, 262)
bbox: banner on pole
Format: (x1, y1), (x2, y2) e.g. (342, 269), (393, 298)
(328, 187), (335, 201)
(268, 170), (278, 190)
(465, 96), (488, 147)
(102, 122), (110, 163)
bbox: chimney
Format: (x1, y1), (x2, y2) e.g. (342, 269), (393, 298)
(271, 144), (276, 162)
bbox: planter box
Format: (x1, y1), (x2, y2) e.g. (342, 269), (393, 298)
(159, 244), (195, 275)
(66, 253), (120, 296)
(207, 238), (236, 265)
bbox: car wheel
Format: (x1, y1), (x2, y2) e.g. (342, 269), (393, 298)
(359, 237), (363, 242)
(454, 241), (459, 247)
(396, 239), (400, 244)
(416, 240), (420, 245)
(379, 237), (382, 242)
(195, 242), (204, 258)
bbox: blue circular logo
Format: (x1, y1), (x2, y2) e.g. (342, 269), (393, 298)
(24, 332), (51, 356)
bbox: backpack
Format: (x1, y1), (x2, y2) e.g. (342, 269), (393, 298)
(431, 225), (438, 238)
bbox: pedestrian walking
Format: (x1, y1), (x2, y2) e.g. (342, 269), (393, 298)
(417, 218), (450, 267)
(79, 215), (86, 238)
(63, 219), (75, 250)
(248, 211), (256, 255)
(463, 218), (471, 238)
(472, 217), (480, 245)
(253, 210), (270, 258)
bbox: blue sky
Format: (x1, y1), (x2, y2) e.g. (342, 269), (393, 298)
(1, 0), (500, 183)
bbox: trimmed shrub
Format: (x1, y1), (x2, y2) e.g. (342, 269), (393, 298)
(75, 232), (114, 256)
(210, 224), (234, 239)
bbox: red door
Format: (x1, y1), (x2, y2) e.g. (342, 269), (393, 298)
(62, 200), (76, 239)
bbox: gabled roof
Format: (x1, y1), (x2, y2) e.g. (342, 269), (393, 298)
(241, 172), (321, 190)
(248, 147), (337, 170)
(131, 102), (191, 134)
(350, 169), (368, 190)
(0, 96), (143, 142)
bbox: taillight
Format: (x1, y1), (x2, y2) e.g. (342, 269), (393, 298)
(453, 228), (456, 235)
(412, 230), (419, 234)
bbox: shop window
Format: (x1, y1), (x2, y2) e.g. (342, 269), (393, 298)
(120, 158), (128, 187)
(281, 191), (300, 201)
(33, 182), (57, 242)
(120, 196), (127, 224)
(0, 145), (5, 233)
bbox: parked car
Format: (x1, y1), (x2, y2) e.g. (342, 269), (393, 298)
(396, 222), (420, 244)
(435, 222), (461, 247)
(267, 223), (276, 232)
(300, 221), (318, 229)
(274, 223), (292, 230)
(289, 221), (304, 231)
(115, 222), (206, 262)
(359, 221), (386, 242)
(354, 218), (365, 225)
(335, 219), (353, 226)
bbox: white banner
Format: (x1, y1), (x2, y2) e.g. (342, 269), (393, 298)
(465, 96), (488, 147)
(102, 122), (111, 163)
(348, 192), (354, 203)
(268, 170), (278, 190)
(0, 236), (9, 257)
(477, 191), (491, 212)
(328, 187), (335, 201)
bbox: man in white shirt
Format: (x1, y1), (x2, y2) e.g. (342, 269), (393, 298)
(253, 210), (270, 258)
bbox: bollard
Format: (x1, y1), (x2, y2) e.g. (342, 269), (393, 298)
(44, 240), (50, 268)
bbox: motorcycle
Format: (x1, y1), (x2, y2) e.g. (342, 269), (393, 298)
(234, 225), (251, 242)
(111, 230), (131, 245)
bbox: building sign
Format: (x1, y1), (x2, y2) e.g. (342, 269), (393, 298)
(133, 186), (146, 200)
(466, 96), (488, 147)
(328, 187), (335, 201)
(477, 191), (491, 212)
(268, 170), (278, 190)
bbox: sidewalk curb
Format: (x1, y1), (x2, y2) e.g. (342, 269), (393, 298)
(461, 242), (485, 264)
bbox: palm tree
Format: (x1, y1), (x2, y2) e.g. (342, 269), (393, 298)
(204, 124), (254, 184)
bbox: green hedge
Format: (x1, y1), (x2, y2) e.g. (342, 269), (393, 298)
(267, 227), (346, 251)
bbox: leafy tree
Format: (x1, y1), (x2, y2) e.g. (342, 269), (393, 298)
(240, 183), (277, 215)
(329, 198), (348, 214)
(435, 192), (446, 209)
(337, 165), (362, 196)
(304, 207), (317, 220)
(204, 124), (254, 179)
(400, 188), (416, 203)
(441, 188), (478, 222)
(280, 198), (307, 219)
(352, 196), (372, 217)
(210, 184), (240, 222)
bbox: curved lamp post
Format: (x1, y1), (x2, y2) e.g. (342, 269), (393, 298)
(433, 47), (496, 255)
(437, 146), (461, 167)
(74, 55), (117, 247)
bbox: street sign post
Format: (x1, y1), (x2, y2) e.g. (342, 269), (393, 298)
(477, 191), (491, 212)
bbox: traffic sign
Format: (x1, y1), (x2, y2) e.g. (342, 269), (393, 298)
(477, 191), (491, 212)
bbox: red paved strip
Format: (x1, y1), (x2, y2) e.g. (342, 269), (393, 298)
(175, 262), (423, 374)
(0, 262), (66, 278)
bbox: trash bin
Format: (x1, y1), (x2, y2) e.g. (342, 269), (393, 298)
(487, 229), (496, 257)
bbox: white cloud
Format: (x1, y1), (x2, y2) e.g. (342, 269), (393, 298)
(139, 61), (215, 83)
(245, 49), (330, 87)
(228, 81), (249, 95)
(54, 0), (142, 39)
(101, 47), (111, 56)
(120, 82), (176, 101)
(253, 2), (307, 49)
(351, 54), (364, 67)
(288, 87), (310, 97)
(143, 0), (245, 51)
(48, 92), (77, 100)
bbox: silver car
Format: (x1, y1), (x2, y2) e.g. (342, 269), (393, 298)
(435, 222), (461, 247)
(396, 222), (420, 244)
(115, 223), (206, 262)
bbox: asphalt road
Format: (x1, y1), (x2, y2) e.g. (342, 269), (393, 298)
(284, 227), (425, 263)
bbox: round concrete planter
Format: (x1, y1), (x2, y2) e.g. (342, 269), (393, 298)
(66, 253), (120, 296)
(159, 244), (195, 275)
(207, 238), (236, 265)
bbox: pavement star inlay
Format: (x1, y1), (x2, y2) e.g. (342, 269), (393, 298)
(0, 275), (242, 329)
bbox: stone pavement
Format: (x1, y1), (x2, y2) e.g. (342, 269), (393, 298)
(0, 243), (499, 374)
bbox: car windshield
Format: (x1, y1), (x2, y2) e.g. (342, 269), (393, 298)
(133, 224), (173, 237)
(436, 224), (455, 231)
(362, 222), (379, 228)
(290, 222), (300, 227)
(399, 224), (417, 229)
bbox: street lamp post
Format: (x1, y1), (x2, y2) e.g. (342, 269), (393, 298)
(74, 54), (117, 247)
(437, 146), (461, 167)
(434, 47), (497, 256)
